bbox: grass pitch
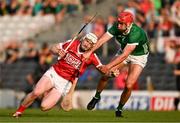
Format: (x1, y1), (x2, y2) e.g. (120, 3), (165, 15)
(0, 109), (180, 122)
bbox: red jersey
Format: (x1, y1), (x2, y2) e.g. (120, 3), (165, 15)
(53, 39), (102, 83)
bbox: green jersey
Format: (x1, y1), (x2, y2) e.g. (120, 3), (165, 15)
(108, 23), (149, 56)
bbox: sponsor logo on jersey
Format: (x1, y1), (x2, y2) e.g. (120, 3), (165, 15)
(64, 53), (81, 69)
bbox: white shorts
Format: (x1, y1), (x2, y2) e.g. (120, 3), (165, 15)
(115, 49), (148, 68)
(124, 54), (148, 68)
(43, 67), (72, 96)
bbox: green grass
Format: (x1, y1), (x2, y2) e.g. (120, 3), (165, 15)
(0, 109), (180, 122)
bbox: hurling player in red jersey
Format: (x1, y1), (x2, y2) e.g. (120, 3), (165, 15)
(13, 33), (102, 117)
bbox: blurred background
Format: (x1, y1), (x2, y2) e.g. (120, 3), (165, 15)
(0, 0), (180, 111)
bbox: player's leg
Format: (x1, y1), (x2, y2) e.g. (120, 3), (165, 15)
(87, 75), (109, 110)
(22, 76), (53, 107)
(13, 75), (53, 117)
(87, 63), (125, 110)
(116, 64), (143, 117)
(41, 88), (61, 111)
(40, 69), (73, 111)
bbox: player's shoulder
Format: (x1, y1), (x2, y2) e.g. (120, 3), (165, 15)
(64, 39), (71, 43)
(108, 22), (121, 36)
(75, 39), (81, 42)
(110, 22), (118, 30)
(131, 23), (145, 33)
(90, 53), (100, 59)
(68, 39), (80, 45)
(91, 52), (97, 56)
(73, 39), (81, 44)
(113, 21), (118, 27)
(129, 24), (145, 37)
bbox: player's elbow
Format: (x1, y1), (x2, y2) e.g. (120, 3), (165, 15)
(50, 45), (58, 55)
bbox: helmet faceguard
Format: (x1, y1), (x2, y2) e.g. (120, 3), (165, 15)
(80, 33), (98, 51)
(83, 33), (98, 44)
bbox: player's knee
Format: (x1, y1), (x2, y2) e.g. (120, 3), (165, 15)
(40, 103), (50, 111)
(41, 106), (48, 111)
(125, 83), (134, 90)
(31, 90), (41, 98)
(41, 107), (48, 111)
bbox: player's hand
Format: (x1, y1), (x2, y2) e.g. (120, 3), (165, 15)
(107, 69), (120, 77)
(98, 65), (110, 74)
(58, 49), (66, 58)
(61, 93), (73, 111)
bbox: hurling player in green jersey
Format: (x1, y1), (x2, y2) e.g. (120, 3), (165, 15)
(83, 11), (149, 117)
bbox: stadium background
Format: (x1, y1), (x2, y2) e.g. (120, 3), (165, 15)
(0, 0), (180, 120)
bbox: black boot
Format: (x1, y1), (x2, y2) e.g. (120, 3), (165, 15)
(87, 97), (101, 110)
(115, 109), (123, 117)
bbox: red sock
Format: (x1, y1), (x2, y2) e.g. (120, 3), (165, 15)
(16, 105), (26, 113)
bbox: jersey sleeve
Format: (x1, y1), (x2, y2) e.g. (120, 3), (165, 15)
(127, 30), (141, 45)
(90, 53), (102, 68)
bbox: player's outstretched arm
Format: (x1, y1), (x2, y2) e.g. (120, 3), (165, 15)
(96, 44), (135, 75)
(107, 45), (136, 70)
(50, 44), (66, 58)
(83, 33), (112, 59)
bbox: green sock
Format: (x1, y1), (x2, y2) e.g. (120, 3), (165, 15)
(94, 91), (101, 99)
(117, 103), (124, 110)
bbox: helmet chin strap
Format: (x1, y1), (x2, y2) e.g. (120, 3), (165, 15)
(123, 23), (133, 35)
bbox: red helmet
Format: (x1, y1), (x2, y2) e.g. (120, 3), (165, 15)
(118, 11), (134, 26)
